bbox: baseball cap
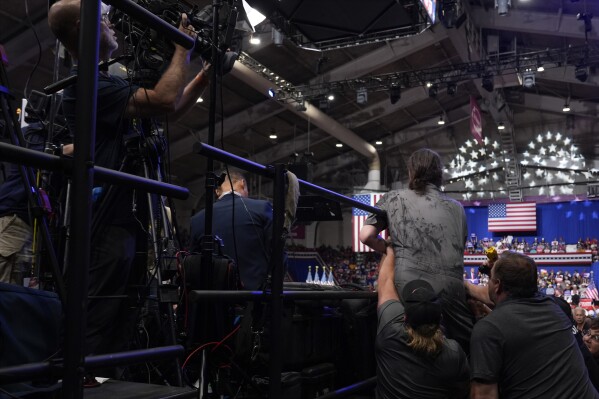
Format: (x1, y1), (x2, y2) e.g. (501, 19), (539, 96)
(402, 280), (442, 328)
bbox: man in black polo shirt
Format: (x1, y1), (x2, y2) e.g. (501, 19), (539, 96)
(376, 245), (469, 399)
(470, 252), (599, 399)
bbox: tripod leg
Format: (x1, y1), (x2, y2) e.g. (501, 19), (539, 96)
(141, 158), (183, 387)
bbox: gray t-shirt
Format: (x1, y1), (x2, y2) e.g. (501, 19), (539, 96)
(376, 300), (469, 399)
(470, 294), (599, 399)
(366, 184), (468, 280)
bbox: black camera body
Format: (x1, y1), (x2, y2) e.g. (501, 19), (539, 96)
(110, 0), (242, 86)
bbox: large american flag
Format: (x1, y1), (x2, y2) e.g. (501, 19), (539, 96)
(488, 202), (537, 232)
(352, 193), (387, 252)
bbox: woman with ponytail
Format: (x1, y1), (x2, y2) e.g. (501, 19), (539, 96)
(360, 148), (474, 354)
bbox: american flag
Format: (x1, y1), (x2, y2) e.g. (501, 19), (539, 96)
(586, 278), (599, 302)
(352, 193), (387, 252)
(488, 202), (537, 232)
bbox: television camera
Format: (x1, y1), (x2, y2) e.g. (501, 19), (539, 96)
(108, 0), (244, 86)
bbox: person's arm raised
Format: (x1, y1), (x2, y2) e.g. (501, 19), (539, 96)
(124, 14), (194, 118)
(378, 245), (398, 308)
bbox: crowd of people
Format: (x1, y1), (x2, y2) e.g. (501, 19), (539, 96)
(465, 234), (599, 261)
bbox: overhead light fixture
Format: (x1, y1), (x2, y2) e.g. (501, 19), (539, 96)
(428, 84), (438, 98)
(536, 57), (545, 72)
(249, 34), (261, 45)
(481, 73), (494, 92)
(336, 143), (343, 148)
(196, 96), (204, 103)
(327, 94), (335, 101)
(375, 140), (383, 145)
(498, 122), (505, 130)
(575, 65), (588, 82)
(563, 101), (571, 112)
(357, 87), (368, 104)
(495, 0), (511, 15)
(269, 134), (277, 139)
(267, 88), (276, 98)
(447, 82), (457, 96)
(519, 70), (535, 88)
(389, 84), (401, 104)
(319, 98), (330, 110)
(437, 115), (446, 125)
(295, 99), (307, 112)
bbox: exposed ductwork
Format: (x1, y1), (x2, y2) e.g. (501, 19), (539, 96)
(230, 61), (381, 190)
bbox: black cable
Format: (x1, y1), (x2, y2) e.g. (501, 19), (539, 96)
(21, 0), (45, 124)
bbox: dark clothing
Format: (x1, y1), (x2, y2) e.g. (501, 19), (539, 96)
(190, 193), (273, 290)
(376, 300), (469, 399)
(62, 70), (144, 356)
(366, 184), (474, 352)
(62, 69), (142, 225)
(470, 294), (599, 399)
(0, 125), (46, 224)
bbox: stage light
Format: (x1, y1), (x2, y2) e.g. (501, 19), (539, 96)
(520, 70), (535, 88)
(295, 100), (307, 112)
(575, 65), (588, 82)
(447, 82), (457, 96)
(327, 94), (335, 101)
(357, 87), (368, 104)
(481, 73), (494, 92)
(428, 84), (438, 98)
(577, 12), (593, 33)
(495, 0), (511, 15)
(267, 88), (276, 98)
(389, 84), (401, 104)
(498, 122), (505, 130)
(196, 96), (204, 103)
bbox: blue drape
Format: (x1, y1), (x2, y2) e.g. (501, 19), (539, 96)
(464, 200), (599, 243)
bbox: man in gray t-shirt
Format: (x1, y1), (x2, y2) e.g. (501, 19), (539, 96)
(376, 246), (469, 399)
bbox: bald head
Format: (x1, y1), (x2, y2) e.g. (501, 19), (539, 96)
(48, 0), (81, 56)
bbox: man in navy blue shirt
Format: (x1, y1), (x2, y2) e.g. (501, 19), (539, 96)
(48, 0), (211, 364)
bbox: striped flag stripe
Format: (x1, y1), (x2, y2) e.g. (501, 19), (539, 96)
(352, 193), (387, 252)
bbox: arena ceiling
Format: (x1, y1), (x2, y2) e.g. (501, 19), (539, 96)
(2, 0), (599, 218)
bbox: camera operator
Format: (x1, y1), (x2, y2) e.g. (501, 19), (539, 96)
(48, 0), (213, 375)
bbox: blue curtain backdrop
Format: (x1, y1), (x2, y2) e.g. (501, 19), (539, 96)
(464, 200), (599, 243)
(465, 200), (599, 286)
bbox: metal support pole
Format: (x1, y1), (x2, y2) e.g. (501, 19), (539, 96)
(268, 164), (285, 398)
(62, 0), (100, 396)
(193, 142), (384, 216)
(0, 143), (189, 200)
(316, 377), (377, 399)
(188, 290), (377, 301)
